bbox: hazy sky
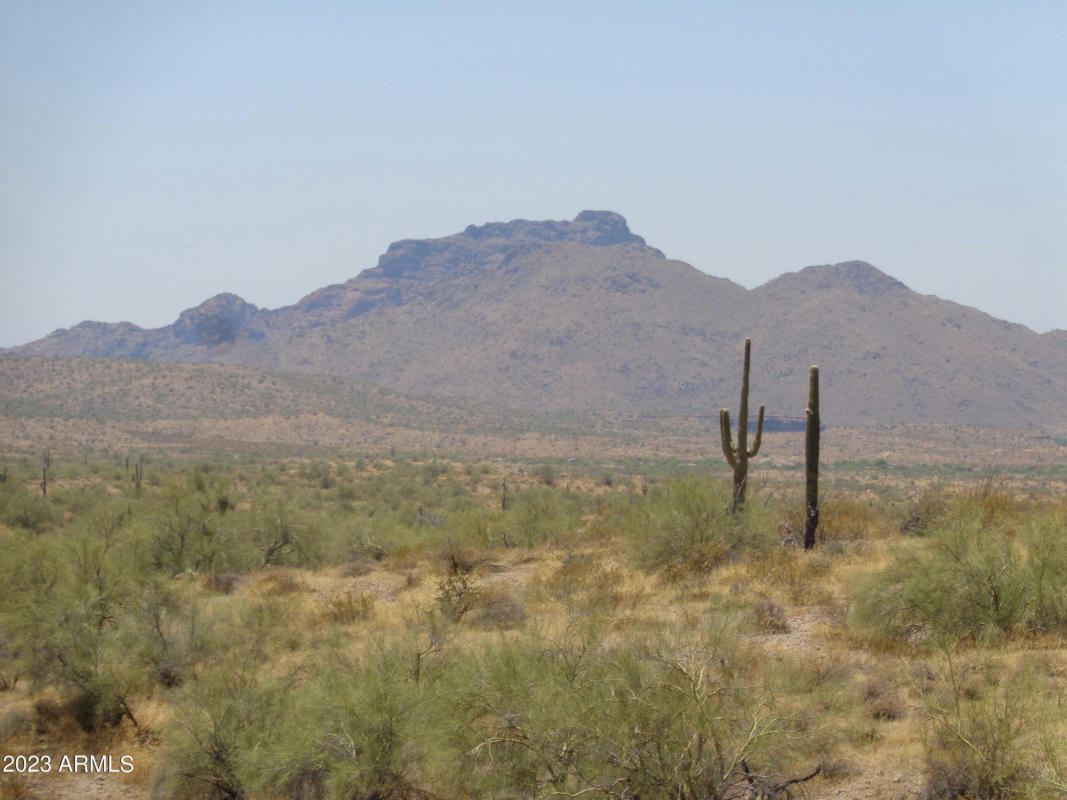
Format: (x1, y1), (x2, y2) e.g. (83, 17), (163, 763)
(2, 1), (1065, 348)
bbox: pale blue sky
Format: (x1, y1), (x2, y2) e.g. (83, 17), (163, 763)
(2, 1), (1065, 347)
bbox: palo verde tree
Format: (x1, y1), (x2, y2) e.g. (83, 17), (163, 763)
(719, 338), (765, 512)
(804, 366), (820, 550)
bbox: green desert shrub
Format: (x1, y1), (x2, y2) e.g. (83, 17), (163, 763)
(625, 476), (775, 576)
(133, 579), (218, 689)
(1019, 511), (1067, 635)
(446, 618), (809, 800)
(533, 463), (557, 486)
(900, 485), (952, 535)
(147, 487), (244, 575)
(247, 494), (322, 568)
(46, 480), (112, 516)
(253, 642), (430, 800)
(158, 664), (287, 800)
(0, 479), (57, 532)
(440, 506), (498, 553)
(434, 574), (481, 622)
(155, 601), (294, 800)
(499, 487), (584, 547)
(918, 656), (1067, 800)
(188, 611), (820, 800)
(2, 517), (146, 731)
(853, 501), (1067, 645)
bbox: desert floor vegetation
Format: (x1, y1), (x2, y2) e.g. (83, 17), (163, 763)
(2, 452), (1067, 799)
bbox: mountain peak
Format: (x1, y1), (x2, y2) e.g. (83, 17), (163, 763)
(173, 293), (258, 347)
(757, 260), (908, 296)
(571, 210), (647, 246)
(459, 210), (647, 247)
(373, 211), (654, 279)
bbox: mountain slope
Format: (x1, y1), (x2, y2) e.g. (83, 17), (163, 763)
(747, 261), (1067, 426)
(10, 212), (1067, 427)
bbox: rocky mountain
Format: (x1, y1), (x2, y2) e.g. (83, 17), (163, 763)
(10, 211), (1067, 428)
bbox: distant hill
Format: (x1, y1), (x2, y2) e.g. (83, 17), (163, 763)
(10, 211), (1067, 427)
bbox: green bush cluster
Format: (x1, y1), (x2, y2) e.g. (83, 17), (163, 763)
(0, 476), (57, 532)
(0, 457), (591, 738)
(2, 502), (169, 730)
(623, 476), (776, 576)
(853, 492), (1067, 645)
(154, 613), (814, 800)
(917, 654), (1067, 799)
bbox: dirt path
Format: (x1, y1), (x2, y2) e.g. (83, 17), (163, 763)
(19, 769), (145, 800)
(754, 606), (925, 800)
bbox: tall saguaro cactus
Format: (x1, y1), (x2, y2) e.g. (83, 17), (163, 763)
(720, 338), (765, 512)
(804, 366), (820, 550)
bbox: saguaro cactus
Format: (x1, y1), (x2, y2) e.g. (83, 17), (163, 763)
(804, 366), (820, 550)
(720, 338), (765, 512)
(40, 449), (52, 497)
(133, 457), (144, 497)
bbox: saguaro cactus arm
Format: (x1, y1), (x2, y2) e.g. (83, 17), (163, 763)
(719, 408), (739, 469)
(748, 405), (765, 458)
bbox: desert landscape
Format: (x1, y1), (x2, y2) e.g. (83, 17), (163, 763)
(2, 217), (1066, 798)
(2, 430), (1067, 800)
(3, 4), (1065, 796)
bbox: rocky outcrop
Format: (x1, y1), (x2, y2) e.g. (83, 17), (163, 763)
(172, 294), (259, 346)
(373, 211), (659, 279)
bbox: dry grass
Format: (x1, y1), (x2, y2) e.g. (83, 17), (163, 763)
(250, 569), (308, 596)
(316, 589), (376, 625)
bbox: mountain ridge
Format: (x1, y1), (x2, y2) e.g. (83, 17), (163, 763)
(9, 211), (1067, 427)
